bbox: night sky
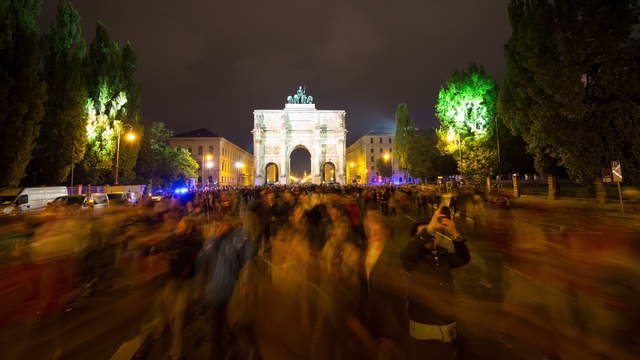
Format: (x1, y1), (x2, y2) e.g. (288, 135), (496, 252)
(39, 0), (510, 153)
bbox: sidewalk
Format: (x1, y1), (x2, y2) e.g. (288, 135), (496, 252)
(508, 194), (640, 221)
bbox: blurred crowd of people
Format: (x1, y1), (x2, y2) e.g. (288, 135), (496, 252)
(0, 184), (638, 360)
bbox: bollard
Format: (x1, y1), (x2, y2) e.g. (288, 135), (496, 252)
(594, 178), (607, 204)
(547, 175), (557, 200)
(512, 174), (521, 198)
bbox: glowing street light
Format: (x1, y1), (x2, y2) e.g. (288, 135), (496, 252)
(115, 123), (136, 185)
(235, 161), (244, 169)
(447, 127), (463, 179)
(202, 153), (214, 187)
(383, 153), (391, 161)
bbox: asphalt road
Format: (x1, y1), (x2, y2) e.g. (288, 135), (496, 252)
(1, 200), (638, 359)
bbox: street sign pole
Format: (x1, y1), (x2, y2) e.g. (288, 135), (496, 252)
(611, 160), (624, 214)
(617, 182), (624, 214)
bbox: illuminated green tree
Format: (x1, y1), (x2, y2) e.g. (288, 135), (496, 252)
(392, 103), (414, 171)
(0, 0), (47, 187)
(499, 0), (640, 184)
(25, 0), (87, 185)
(76, 22), (142, 185)
(435, 64), (498, 181)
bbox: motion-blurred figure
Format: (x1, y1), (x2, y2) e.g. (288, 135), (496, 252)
(401, 206), (470, 359)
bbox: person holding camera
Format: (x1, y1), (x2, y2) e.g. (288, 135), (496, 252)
(401, 206), (470, 359)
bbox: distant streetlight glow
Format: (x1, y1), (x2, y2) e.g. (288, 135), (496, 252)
(125, 132), (136, 141)
(349, 162), (355, 168)
(383, 153), (391, 161)
(205, 161), (214, 169)
(205, 154), (213, 161)
(235, 161), (244, 169)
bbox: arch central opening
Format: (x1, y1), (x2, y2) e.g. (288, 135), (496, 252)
(289, 146), (311, 183)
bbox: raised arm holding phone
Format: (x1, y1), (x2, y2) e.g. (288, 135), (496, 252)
(401, 206), (470, 359)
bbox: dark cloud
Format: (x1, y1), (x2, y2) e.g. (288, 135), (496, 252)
(39, 0), (510, 151)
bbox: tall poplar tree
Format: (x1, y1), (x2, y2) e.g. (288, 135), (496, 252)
(0, 0), (47, 187)
(392, 103), (414, 171)
(26, 0), (87, 185)
(76, 22), (126, 184)
(117, 42), (142, 183)
(499, 0), (640, 184)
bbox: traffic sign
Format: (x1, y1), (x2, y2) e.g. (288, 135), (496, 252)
(611, 160), (622, 182)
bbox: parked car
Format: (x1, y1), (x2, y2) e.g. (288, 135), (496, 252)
(106, 192), (137, 205)
(0, 187), (68, 215)
(49, 193), (110, 212)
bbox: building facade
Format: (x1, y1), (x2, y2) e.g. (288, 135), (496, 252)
(346, 129), (416, 185)
(252, 86), (347, 185)
(169, 128), (254, 186)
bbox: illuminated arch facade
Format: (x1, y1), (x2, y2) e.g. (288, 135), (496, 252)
(252, 89), (347, 185)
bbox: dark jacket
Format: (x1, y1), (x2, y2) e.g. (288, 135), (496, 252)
(401, 238), (470, 325)
(155, 231), (203, 279)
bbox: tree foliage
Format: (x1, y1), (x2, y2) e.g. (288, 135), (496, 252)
(76, 22), (142, 185)
(499, 0), (640, 184)
(435, 64), (499, 180)
(392, 103), (414, 171)
(0, 0), (47, 187)
(135, 123), (198, 187)
(26, 0), (86, 185)
(406, 129), (457, 181)
(375, 157), (393, 182)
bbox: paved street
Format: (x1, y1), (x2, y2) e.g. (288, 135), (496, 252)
(2, 197), (637, 360)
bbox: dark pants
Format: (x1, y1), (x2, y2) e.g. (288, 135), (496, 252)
(408, 337), (455, 360)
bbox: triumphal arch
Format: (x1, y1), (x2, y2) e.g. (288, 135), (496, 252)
(252, 86), (347, 185)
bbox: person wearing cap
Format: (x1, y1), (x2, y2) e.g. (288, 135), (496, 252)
(401, 206), (470, 359)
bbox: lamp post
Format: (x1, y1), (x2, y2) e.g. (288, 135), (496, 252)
(235, 161), (245, 185)
(383, 153), (391, 184)
(447, 128), (462, 181)
(348, 162), (355, 184)
(115, 124), (136, 185)
(203, 154), (213, 187)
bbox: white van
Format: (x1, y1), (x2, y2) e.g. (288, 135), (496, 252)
(0, 187), (69, 215)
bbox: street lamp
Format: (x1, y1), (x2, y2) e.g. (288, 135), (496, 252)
(235, 161), (245, 185)
(202, 154), (213, 187)
(115, 123), (136, 185)
(447, 127), (463, 180)
(348, 162), (355, 183)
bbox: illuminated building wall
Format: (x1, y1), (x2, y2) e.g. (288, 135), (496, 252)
(169, 128), (254, 186)
(346, 129), (416, 185)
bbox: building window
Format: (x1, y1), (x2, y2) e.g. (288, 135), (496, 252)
(198, 146), (203, 155)
(370, 138), (373, 143)
(370, 148), (374, 153)
(371, 166), (375, 171)
(370, 156), (374, 162)
(379, 137), (382, 143)
(389, 138), (392, 144)
(209, 145), (213, 153)
(389, 148), (392, 153)
(187, 147), (192, 154)
(379, 148), (383, 153)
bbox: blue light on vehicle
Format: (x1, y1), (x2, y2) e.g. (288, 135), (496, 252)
(174, 187), (189, 194)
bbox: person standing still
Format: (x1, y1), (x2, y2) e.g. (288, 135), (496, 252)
(401, 206), (470, 359)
